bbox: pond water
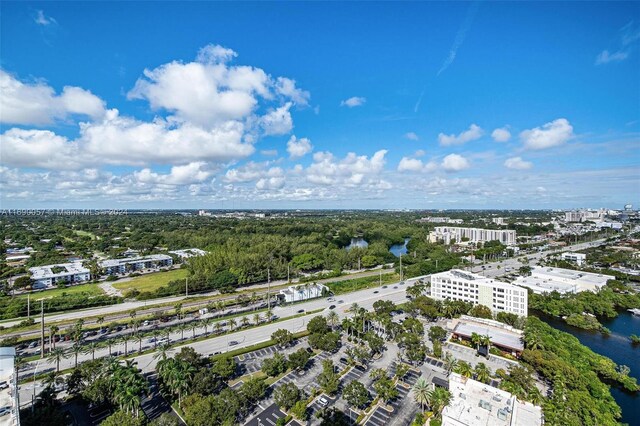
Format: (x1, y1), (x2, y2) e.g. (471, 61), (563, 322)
(389, 238), (410, 257)
(345, 237), (368, 250)
(536, 311), (640, 424)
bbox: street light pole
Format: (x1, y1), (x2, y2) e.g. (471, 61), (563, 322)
(32, 359), (41, 413)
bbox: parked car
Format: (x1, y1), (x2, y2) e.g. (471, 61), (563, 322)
(0, 381), (8, 390)
(0, 406), (12, 417)
(339, 357), (348, 365)
(318, 396), (329, 407)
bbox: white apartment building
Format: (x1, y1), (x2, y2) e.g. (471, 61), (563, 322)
(561, 252), (586, 266)
(279, 283), (328, 303)
(169, 248), (207, 259)
(100, 254), (173, 275)
(418, 217), (464, 224)
(513, 266), (614, 294)
(29, 262), (91, 288)
(431, 270), (528, 316)
(564, 209), (605, 222)
(429, 227), (517, 245)
(0, 347), (20, 426)
(491, 217), (506, 225)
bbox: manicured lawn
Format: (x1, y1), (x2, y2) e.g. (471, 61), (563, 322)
(17, 282), (105, 301)
(73, 230), (97, 239)
(112, 268), (189, 293)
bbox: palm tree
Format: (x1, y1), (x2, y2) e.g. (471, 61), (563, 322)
(474, 362), (491, 384)
(162, 328), (172, 344)
(174, 303), (183, 320)
(178, 323), (189, 341)
(48, 347), (68, 373)
(454, 360), (473, 378)
(70, 342), (83, 368)
(349, 303), (360, 318)
(96, 316), (105, 330)
(106, 338), (114, 356)
(134, 333), (144, 353)
(151, 330), (162, 348)
(201, 318), (213, 335)
(480, 334), (491, 353)
(241, 316), (250, 328)
(413, 377), (433, 413)
(326, 311), (340, 331)
(122, 334), (131, 355)
(190, 322), (199, 339)
(214, 321), (223, 335)
(470, 332), (482, 351)
(153, 343), (172, 362)
(253, 313), (262, 325)
(49, 325), (59, 352)
(443, 353), (458, 376)
(83, 341), (101, 361)
(430, 387), (452, 416)
(228, 318), (237, 332)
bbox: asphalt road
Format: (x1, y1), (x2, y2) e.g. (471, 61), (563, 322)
(18, 283), (411, 380)
(1, 268), (395, 330)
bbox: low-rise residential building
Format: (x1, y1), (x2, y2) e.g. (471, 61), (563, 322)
(100, 254), (173, 275)
(431, 270), (528, 316)
(513, 266), (614, 294)
(169, 248), (207, 259)
(0, 347), (19, 426)
(429, 227), (517, 245)
(442, 373), (543, 426)
(560, 252), (586, 266)
(279, 283), (328, 303)
(29, 262), (90, 288)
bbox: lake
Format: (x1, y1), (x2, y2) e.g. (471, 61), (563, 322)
(345, 237), (368, 250)
(537, 311), (640, 424)
(389, 238), (410, 257)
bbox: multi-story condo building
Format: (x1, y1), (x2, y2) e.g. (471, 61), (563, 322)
(429, 227), (517, 245)
(100, 254), (173, 275)
(564, 209), (605, 222)
(29, 262), (91, 289)
(430, 269), (528, 316)
(0, 347), (20, 426)
(168, 248), (207, 259)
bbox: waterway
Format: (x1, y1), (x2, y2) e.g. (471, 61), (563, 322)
(537, 311), (640, 424)
(345, 237), (368, 250)
(389, 238), (410, 257)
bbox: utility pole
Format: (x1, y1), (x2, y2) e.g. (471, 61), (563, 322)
(399, 255), (403, 282)
(287, 264), (290, 283)
(27, 293), (30, 319)
(40, 300), (45, 358)
(267, 267), (271, 314)
(379, 269), (382, 286)
(185, 277), (188, 297)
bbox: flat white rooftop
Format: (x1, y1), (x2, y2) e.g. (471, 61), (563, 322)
(514, 266), (614, 294)
(443, 373), (542, 426)
(452, 320), (524, 352)
(29, 262), (89, 279)
(434, 269), (520, 291)
(100, 254), (172, 267)
(168, 248), (206, 258)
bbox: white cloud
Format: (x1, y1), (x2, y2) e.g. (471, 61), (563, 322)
(0, 128), (82, 170)
(491, 127), (511, 142)
(275, 77), (310, 106)
(504, 156), (533, 170)
(438, 124), (483, 146)
(0, 70), (105, 125)
(340, 96), (366, 108)
(134, 162), (212, 185)
(261, 149), (278, 156)
(34, 10), (56, 26)
(398, 157), (424, 172)
(80, 109), (254, 165)
(414, 149), (426, 157)
(520, 118), (573, 150)
(260, 102), (293, 136)
(305, 150), (389, 189)
(195, 44), (237, 64)
(404, 132), (419, 141)
(595, 50), (629, 65)
(441, 153), (470, 172)
(287, 135), (313, 158)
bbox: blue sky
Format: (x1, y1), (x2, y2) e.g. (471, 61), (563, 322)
(1, 2), (638, 209)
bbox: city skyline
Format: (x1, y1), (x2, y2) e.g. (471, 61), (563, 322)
(1, 2), (639, 209)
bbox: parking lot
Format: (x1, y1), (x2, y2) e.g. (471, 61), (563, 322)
(444, 342), (517, 372)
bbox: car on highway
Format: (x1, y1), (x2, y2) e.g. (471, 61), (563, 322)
(373, 290), (379, 294)
(28, 341), (38, 349)
(399, 281), (405, 285)
(337, 300), (344, 304)
(382, 285), (388, 289)
(329, 305), (336, 310)
(229, 340), (239, 346)
(297, 309), (305, 313)
(393, 286), (398, 289)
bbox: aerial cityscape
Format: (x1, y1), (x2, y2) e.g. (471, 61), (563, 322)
(0, 2), (639, 426)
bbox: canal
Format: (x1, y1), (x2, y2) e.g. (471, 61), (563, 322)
(537, 311), (640, 424)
